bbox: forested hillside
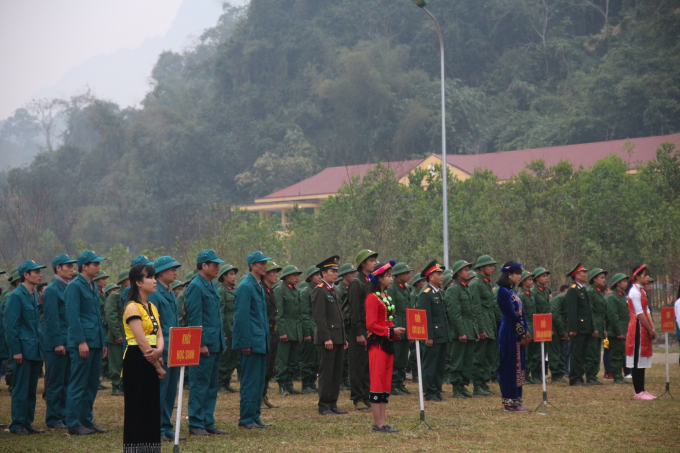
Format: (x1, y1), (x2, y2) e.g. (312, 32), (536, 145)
(0, 0), (678, 262)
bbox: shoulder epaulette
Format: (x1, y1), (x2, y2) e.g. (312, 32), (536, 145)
(571, 284), (577, 288)
(317, 283), (324, 288)
(424, 287), (431, 293)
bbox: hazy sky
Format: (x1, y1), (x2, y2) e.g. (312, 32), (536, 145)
(0, 0), (227, 118)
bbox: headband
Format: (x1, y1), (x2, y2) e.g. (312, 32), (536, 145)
(501, 263), (522, 273)
(631, 264), (647, 281)
(368, 260), (396, 283)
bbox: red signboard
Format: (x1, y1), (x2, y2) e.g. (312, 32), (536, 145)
(406, 308), (428, 340)
(533, 314), (552, 342)
(661, 307), (676, 332)
(167, 326), (202, 367)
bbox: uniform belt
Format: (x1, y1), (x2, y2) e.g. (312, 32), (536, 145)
(126, 334), (157, 346)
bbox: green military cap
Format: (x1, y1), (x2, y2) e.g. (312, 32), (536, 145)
(520, 270), (533, 283)
(52, 254), (77, 269)
(117, 270), (130, 285)
(130, 254), (153, 266)
(610, 273), (628, 287)
(103, 283), (119, 294)
(450, 260), (472, 278)
(298, 281), (309, 290)
(197, 249), (225, 265)
(218, 264), (239, 279)
(266, 260), (283, 273)
(280, 265), (303, 279)
(468, 270), (477, 281)
(238, 274), (248, 285)
(474, 255), (497, 269)
(184, 270), (196, 282)
(338, 263), (356, 277)
(170, 280), (185, 290)
(588, 268), (607, 283)
(443, 268), (453, 277)
(443, 273), (453, 288)
(17, 260), (46, 277)
(78, 250), (106, 266)
(305, 265), (321, 282)
(648, 277), (656, 283)
(93, 269), (109, 281)
(410, 272), (425, 286)
(392, 262), (413, 276)
(532, 267), (550, 278)
(9, 267), (19, 282)
(355, 249), (379, 267)
(566, 263), (587, 278)
(154, 256), (182, 273)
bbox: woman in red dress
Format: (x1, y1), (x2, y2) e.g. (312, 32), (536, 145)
(365, 261), (406, 433)
(626, 263), (656, 400)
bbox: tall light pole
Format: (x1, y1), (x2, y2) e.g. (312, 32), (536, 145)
(412, 0), (449, 268)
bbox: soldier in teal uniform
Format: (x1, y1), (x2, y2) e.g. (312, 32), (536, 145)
(186, 250), (227, 436)
(119, 256), (154, 312)
(93, 270), (109, 389)
(0, 269), (6, 427)
(530, 267), (552, 383)
(218, 264), (240, 393)
(42, 254), (77, 429)
(585, 268), (608, 385)
(548, 285), (569, 382)
(389, 262), (413, 395)
(64, 250), (108, 435)
(517, 271), (539, 383)
(261, 260), (282, 409)
(336, 263), (356, 390)
(418, 261), (450, 402)
(565, 263), (594, 386)
(300, 265), (321, 393)
(274, 264), (305, 395)
(408, 273), (427, 382)
(105, 270), (128, 396)
(148, 255), (184, 442)
(606, 273), (630, 384)
(2, 268), (19, 391)
(470, 255), (498, 395)
(445, 260), (478, 398)
(6, 260), (46, 434)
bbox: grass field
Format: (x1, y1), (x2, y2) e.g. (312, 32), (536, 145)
(1, 365), (679, 453)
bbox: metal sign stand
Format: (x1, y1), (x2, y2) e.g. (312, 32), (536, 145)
(173, 366), (185, 453)
(411, 341), (432, 430)
(658, 332), (673, 399)
(534, 342), (558, 411)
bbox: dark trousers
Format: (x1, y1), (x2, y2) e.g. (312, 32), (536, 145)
(107, 342), (124, 389)
(65, 347), (103, 428)
(586, 337), (602, 381)
(422, 342), (447, 399)
(563, 339), (571, 374)
(239, 352), (266, 425)
(219, 337), (241, 388)
(263, 333), (278, 397)
(300, 340), (318, 387)
(391, 340), (409, 389)
(603, 347), (611, 372)
(448, 340), (475, 388)
(548, 336), (566, 377)
(44, 351), (70, 426)
(569, 334), (592, 384)
(348, 339), (370, 403)
(10, 359), (41, 432)
(472, 337), (496, 386)
(159, 356), (179, 437)
(408, 341), (420, 380)
(188, 352), (220, 430)
(317, 344), (344, 411)
(608, 337), (625, 380)
(275, 340), (300, 386)
(526, 340), (543, 378)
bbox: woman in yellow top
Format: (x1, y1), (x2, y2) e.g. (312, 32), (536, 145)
(123, 264), (166, 452)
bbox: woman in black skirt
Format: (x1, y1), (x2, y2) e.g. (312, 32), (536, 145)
(123, 264), (166, 452)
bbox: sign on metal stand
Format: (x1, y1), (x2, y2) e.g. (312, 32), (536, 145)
(168, 326), (202, 452)
(406, 308), (432, 430)
(659, 307), (675, 399)
(532, 314), (557, 411)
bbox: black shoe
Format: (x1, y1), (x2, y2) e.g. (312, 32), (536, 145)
(586, 379), (603, 385)
(26, 426), (44, 434)
(11, 428), (31, 435)
(331, 407), (348, 415)
(206, 427), (227, 434)
(97, 383), (109, 390)
(189, 428), (212, 436)
(425, 396), (441, 402)
(68, 426), (94, 435)
(87, 424), (107, 433)
(570, 381), (585, 386)
(255, 420), (272, 427)
(372, 425), (384, 432)
(319, 409), (334, 416)
(161, 434), (173, 442)
(238, 422), (262, 429)
(382, 425), (399, 433)
(47, 422), (67, 429)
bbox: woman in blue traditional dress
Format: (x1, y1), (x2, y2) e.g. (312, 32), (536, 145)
(496, 261), (532, 411)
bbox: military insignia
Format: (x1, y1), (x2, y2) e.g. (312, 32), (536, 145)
(571, 284), (577, 288)
(317, 283), (324, 288)
(424, 287), (431, 293)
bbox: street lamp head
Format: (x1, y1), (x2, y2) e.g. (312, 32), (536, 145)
(412, 0), (427, 8)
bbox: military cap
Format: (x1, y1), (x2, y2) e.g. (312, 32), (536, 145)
(450, 260), (472, 278)
(197, 249), (225, 265)
(468, 270), (477, 281)
(218, 264), (238, 279)
(154, 256), (182, 273)
(316, 255), (339, 271)
(52, 254), (77, 269)
(184, 270), (196, 282)
(443, 273), (453, 288)
(566, 262), (587, 278)
(338, 263), (356, 277)
(117, 270), (130, 285)
(238, 274), (248, 285)
(298, 281), (309, 290)
(103, 283), (119, 294)
(305, 265), (321, 282)
(246, 251), (271, 266)
(474, 255), (497, 269)
(610, 273), (628, 287)
(77, 250), (106, 267)
(266, 260), (283, 273)
(520, 270), (533, 283)
(355, 249), (379, 267)
(392, 262), (413, 276)
(531, 267), (550, 278)
(411, 272), (425, 285)
(18, 260), (46, 278)
(8, 267), (19, 282)
(443, 268), (453, 278)
(280, 265), (302, 279)
(588, 268), (607, 283)
(648, 277), (656, 283)
(421, 260), (445, 279)
(130, 254), (153, 266)
(92, 269), (109, 281)
(170, 280), (186, 290)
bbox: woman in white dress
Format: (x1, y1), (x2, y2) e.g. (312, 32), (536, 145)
(625, 264), (656, 400)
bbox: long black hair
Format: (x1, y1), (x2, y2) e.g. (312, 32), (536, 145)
(497, 261), (522, 288)
(626, 263), (649, 295)
(127, 264), (156, 305)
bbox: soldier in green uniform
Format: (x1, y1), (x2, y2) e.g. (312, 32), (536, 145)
(218, 264), (240, 393)
(93, 270), (110, 389)
(274, 265), (305, 395)
(177, 270), (196, 327)
(261, 260), (282, 409)
(170, 280), (185, 297)
(517, 271), (539, 384)
(585, 268), (608, 385)
(530, 267), (552, 383)
(565, 263), (594, 386)
(548, 285), (569, 382)
(408, 273), (426, 382)
(348, 249), (379, 410)
(336, 263), (356, 390)
(105, 270), (128, 396)
(469, 255), (498, 395)
(418, 261), (450, 402)
(606, 273), (630, 384)
(2, 268), (19, 391)
(445, 260), (478, 398)
(300, 265), (321, 393)
(312, 256), (349, 415)
(389, 262), (413, 395)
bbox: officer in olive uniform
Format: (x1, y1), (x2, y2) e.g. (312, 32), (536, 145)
(606, 273), (630, 384)
(585, 268), (608, 385)
(105, 270), (129, 396)
(336, 263), (356, 390)
(300, 265), (321, 393)
(389, 262), (413, 395)
(445, 260), (478, 398)
(274, 264), (305, 395)
(548, 285), (569, 381)
(261, 260), (282, 409)
(312, 256), (349, 415)
(530, 267), (552, 383)
(565, 263), (594, 386)
(517, 271), (539, 383)
(408, 273), (427, 382)
(469, 255), (498, 395)
(42, 254), (77, 428)
(217, 264), (240, 393)
(6, 260), (46, 434)
(418, 261), (450, 402)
